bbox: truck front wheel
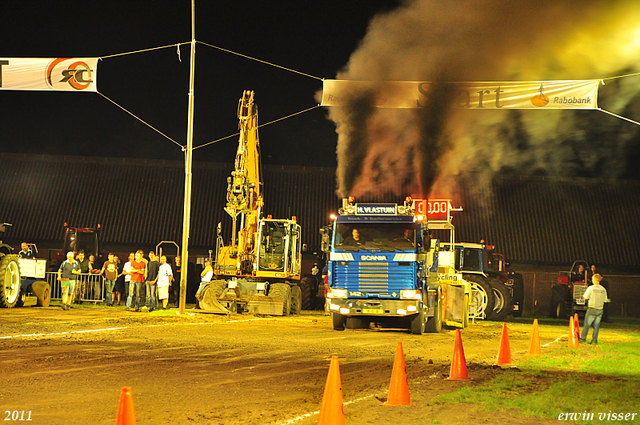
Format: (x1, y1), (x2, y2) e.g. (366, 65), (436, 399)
(332, 312), (346, 331)
(411, 307), (426, 335)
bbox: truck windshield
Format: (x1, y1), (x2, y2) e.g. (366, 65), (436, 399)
(333, 223), (416, 251)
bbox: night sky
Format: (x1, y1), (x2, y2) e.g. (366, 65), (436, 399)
(1, 1), (401, 167)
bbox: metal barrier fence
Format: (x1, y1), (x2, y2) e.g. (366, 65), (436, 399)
(45, 272), (106, 303)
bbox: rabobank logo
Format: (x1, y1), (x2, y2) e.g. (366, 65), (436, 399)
(46, 58), (94, 90)
(361, 255), (387, 261)
(531, 83), (549, 107)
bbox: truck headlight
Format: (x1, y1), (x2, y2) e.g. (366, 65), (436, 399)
(328, 288), (347, 299)
(400, 289), (421, 300)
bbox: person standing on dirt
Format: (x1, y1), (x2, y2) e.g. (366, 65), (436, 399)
(579, 273), (608, 345)
(171, 256), (182, 308)
(126, 250), (146, 312)
(145, 251), (160, 312)
(58, 251), (81, 310)
(157, 255), (173, 310)
(74, 250), (93, 304)
(113, 255), (125, 306)
(100, 253), (118, 306)
(120, 253), (134, 306)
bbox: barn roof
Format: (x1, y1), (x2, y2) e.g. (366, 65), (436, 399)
(1, 153), (638, 269)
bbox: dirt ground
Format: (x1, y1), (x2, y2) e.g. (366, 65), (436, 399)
(1, 305), (579, 425)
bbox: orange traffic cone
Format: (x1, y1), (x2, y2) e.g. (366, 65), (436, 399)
(495, 323), (513, 366)
(446, 329), (471, 381)
(527, 319), (542, 356)
(317, 356), (346, 425)
(574, 313), (580, 341)
(383, 341), (410, 406)
(568, 317), (580, 348)
(115, 386), (136, 425)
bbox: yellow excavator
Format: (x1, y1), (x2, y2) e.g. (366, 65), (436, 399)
(196, 91), (303, 315)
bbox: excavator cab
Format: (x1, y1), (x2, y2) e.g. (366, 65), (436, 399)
(256, 218), (301, 279)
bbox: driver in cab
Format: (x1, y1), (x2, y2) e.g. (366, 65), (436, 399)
(341, 228), (367, 246)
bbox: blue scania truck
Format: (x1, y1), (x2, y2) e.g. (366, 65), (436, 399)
(325, 198), (469, 334)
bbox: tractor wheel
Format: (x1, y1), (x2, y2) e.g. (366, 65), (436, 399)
(550, 284), (569, 319)
(487, 278), (512, 322)
(511, 273), (525, 317)
(298, 277), (313, 310)
(32, 281), (51, 307)
(269, 283), (291, 316)
(0, 254), (21, 308)
(425, 300), (442, 333)
(464, 274), (495, 320)
(290, 285), (303, 315)
(410, 305), (427, 335)
(332, 312), (347, 331)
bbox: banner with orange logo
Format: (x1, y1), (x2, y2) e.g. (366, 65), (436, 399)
(0, 58), (98, 92)
(321, 79), (599, 109)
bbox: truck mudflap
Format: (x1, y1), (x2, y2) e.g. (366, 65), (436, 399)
(441, 281), (470, 328)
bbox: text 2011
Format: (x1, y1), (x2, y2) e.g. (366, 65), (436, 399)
(4, 411), (32, 421)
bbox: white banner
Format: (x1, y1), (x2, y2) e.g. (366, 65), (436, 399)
(0, 58), (98, 92)
(321, 79), (599, 109)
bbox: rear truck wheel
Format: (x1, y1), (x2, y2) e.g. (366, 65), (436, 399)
(550, 284), (569, 319)
(425, 300), (442, 333)
(290, 284), (303, 315)
(32, 281), (51, 307)
(0, 254), (21, 308)
(269, 283), (292, 315)
(464, 274), (495, 320)
(332, 312), (346, 331)
(298, 277), (313, 310)
(511, 273), (525, 317)
(410, 305), (427, 335)
(487, 278), (512, 321)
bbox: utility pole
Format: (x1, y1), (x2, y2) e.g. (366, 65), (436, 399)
(179, 0), (196, 315)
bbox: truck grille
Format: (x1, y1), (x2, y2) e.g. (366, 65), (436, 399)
(333, 262), (416, 296)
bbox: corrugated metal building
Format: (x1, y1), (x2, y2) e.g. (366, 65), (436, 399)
(1, 153), (639, 270)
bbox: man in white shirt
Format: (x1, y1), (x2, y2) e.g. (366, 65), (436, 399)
(579, 273), (608, 344)
(157, 255), (173, 310)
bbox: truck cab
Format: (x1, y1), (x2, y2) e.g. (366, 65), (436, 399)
(326, 198), (469, 334)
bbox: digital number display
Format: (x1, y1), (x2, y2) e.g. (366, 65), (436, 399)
(414, 199), (450, 221)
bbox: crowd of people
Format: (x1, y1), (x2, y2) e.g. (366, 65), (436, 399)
(54, 248), (184, 312)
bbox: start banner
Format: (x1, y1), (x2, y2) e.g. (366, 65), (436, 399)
(0, 58), (98, 92)
(321, 79), (599, 110)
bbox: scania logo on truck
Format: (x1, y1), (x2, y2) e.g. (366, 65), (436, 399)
(361, 255), (387, 261)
